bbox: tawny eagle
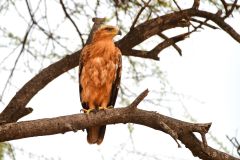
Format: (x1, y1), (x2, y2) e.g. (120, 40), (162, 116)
(79, 25), (122, 144)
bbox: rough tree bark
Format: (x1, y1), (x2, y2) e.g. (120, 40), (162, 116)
(0, 1), (240, 160)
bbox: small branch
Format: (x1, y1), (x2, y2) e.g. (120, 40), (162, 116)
(59, 0), (85, 46)
(220, 0), (228, 14)
(191, 9), (240, 43)
(25, 0), (61, 45)
(226, 135), (240, 156)
(158, 32), (182, 56)
(190, 18), (219, 30)
(127, 89), (180, 147)
(226, 3), (240, 10)
(189, 123), (211, 133)
(130, 0), (151, 31)
(128, 89), (149, 109)
(121, 49), (159, 60)
(223, 0), (238, 19)
(156, 120), (181, 148)
(25, 0), (35, 23)
(150, 32), (190, 57)
(172, 0), (182, 11)
(0, 23), (33, 103)
(192, 0), (200, 9)
(120, 31), (190, 60)
(200, 132), (208, 148)
(86, 18), (106, 44)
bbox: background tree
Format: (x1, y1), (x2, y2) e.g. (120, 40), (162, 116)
(0, 0), (240, 159)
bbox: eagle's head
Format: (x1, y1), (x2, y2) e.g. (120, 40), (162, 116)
(93, 25), (122, 41)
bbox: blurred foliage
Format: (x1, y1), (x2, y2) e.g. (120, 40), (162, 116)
(0, 143), (15, 160)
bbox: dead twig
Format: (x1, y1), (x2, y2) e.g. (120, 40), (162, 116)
(130, 0), (152, 31)
(59, 0), (85, 46)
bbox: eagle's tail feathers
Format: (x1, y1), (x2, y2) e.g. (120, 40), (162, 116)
(87, 127), (100, 144)
(97, 125), (106, 145)
(87, 126), (106, 145)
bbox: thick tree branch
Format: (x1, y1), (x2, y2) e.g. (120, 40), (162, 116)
(191, 9), (240, 42)
(118, 9), (240, 51)
(0, 90), (238, 160)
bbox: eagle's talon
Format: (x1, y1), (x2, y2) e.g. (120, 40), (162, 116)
(99, 106), (113, 110)
(81, 108), (97, 114)
(108, 105), (113, 109)
(80, 109), (86, 113)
